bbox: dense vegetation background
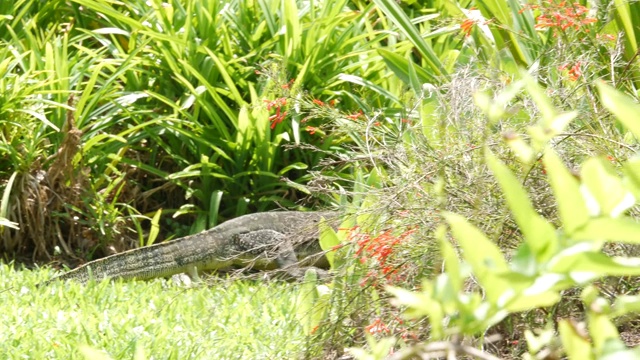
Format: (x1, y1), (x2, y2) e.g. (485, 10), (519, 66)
(1, 0), (640, 358)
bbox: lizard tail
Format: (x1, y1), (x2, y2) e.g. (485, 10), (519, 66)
(45, 241), (188, 284)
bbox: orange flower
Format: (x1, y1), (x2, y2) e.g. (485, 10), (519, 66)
(265, 97), (288, 129)
(559, 62), (582, 81)
(346, 110), (364, 120)
(269, 109), (287, 129)
(597, 34), (616, 42)
(365, 318), (390, 335)
(460, 18), (476, 37)
(530, 1), (596, 31)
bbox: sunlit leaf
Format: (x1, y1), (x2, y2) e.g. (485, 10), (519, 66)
(372, 0), (448, 80)
(559, 320), (594, 360)
(486, 149), (557, 259)
(543, 150), (589, 234)
(581, 157), (635, 217)
(597, 81), (640, 140)
(319, 220), (340, 269)
(573, 217), (640, 244)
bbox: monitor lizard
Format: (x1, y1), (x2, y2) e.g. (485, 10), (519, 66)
(42, 211), (340, 285)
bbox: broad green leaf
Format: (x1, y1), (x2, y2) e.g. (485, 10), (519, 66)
(573, 217), (640, 244)
(525, 327), (556, 354)
(597, 81), (640, 139)
(587, 311), (620, 354)
(319, 220), (340, 269)
(486, 149), (557, 259)
(387, 285), (435, 318)
(437, 225), (461, 294)
(623, 157), (640, 197)
(599, 347), (640, 360)
(443, 212), (512, 302)
(581, 157), (635, 217)
(522, 72), (556, 125)
(510, 243), (538, 276)
(444, 212), (508, 272)
(495, 272), (566, 311)
(543, 150), (589, 234)
(558, 320), (594, 360)
(505, 291), (561, 312)
(611, 295), (640, 318)
(504, 132), (535, 164)
(387, 283), (444, 338)
(473, 92), (493, 116)
(348, 336), (396, 360)
(551, 251), (640, 277)
(146, 208), (162, 247)
(295, 270), (319, 335)
(548, 111), (578, 136)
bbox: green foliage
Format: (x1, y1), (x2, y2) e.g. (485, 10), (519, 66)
(376, 79), (640, 359)
(373, 0), (449, 82)
(1, 0), (394, 257)
(0, 264), (311, 359)
(2, 0), (640, 357)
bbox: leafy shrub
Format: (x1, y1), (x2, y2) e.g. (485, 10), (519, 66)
(332, 77), (640, 359)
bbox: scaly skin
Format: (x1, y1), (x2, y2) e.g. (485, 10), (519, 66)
(45, 211), (340, 284)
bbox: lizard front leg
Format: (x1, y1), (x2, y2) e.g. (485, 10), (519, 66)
(233, 230), (328, 280)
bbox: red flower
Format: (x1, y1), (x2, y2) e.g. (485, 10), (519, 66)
(346, 110), (364, 120)
(269, 109), (287, 129)
(264, 97), (288, 129)
(460, 18), (477, 37)
(281, 78), (295, 89)
(264, 97), (287, 111)
(559, 62), (582, 81)
(365, 318), (390, 335)
(530, 1), (596, 31)
(353, 227), (416, 282)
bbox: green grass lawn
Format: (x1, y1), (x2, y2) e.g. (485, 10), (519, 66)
(0, 263), (310, 359)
